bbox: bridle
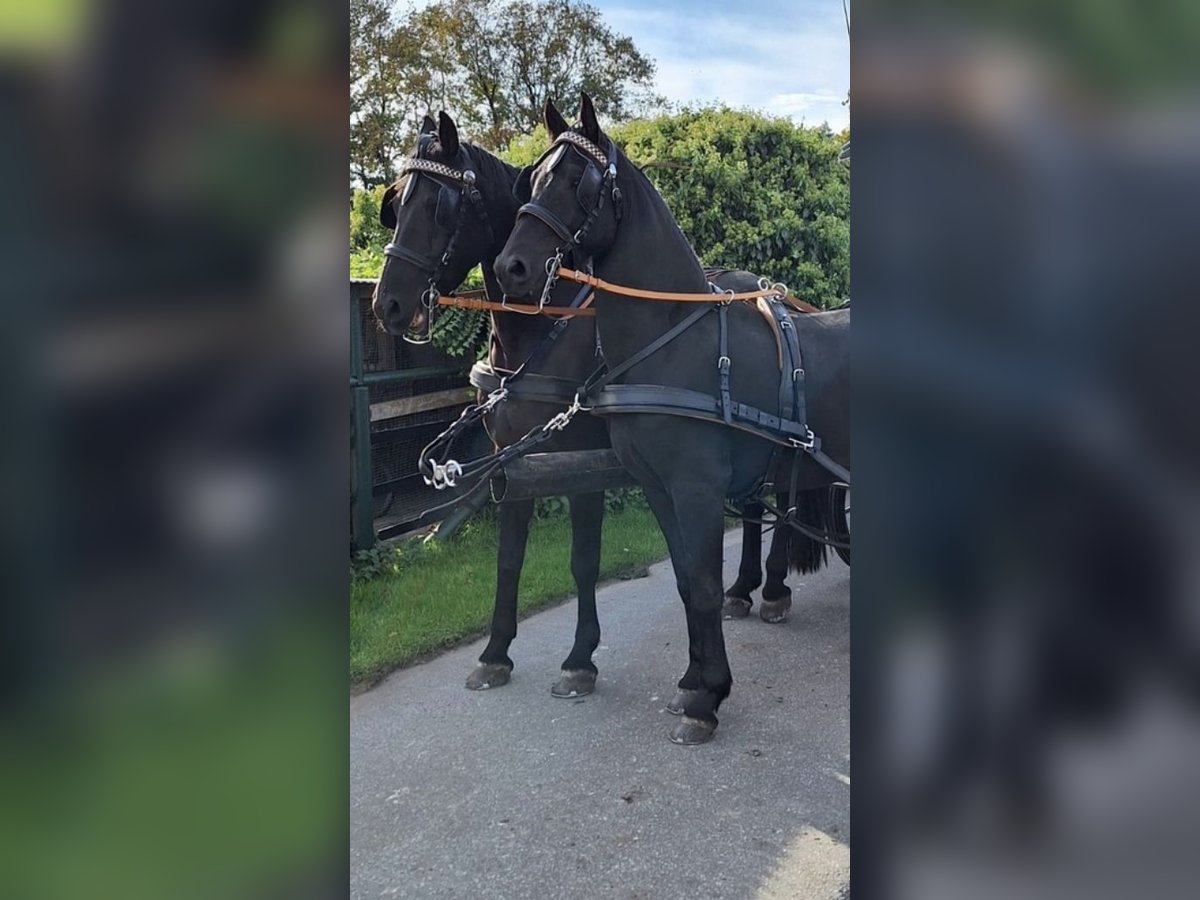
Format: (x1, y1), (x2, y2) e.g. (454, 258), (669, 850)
(514, 131), (624, 311)
(383, 136), (494, 344)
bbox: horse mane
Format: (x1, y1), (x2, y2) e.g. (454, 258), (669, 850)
(605, 135), (709, 288)
(464, 140), (522, 189)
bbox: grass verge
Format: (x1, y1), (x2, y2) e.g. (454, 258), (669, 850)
(350, 505), (667, 689)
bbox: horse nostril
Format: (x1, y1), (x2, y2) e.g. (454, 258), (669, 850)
(374, 295), (399, 323)
(506, 257), (527, 280)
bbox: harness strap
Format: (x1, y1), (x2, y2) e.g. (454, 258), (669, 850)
(591, 385), (808, 439)
(580, 303), (714, 400)
(439, 294), (595, 317)
(518, 202), (577, 244)
(383, 241), (440, 272)
(558, 267), (789, 303)
(763, 296), (804, 432)
(717, 303), (732, 425)
(590, 384), (850, 483)
(470, 364), (580, 405)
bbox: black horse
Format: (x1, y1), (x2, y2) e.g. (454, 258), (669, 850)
(495, 96), (849, 743)
(372, 112), (814, 699)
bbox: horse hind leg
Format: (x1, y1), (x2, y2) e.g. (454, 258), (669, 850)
(466, 498), (534, 690)
(552, 491), (605, 698)
(723, 501), (763, 619)
(759, 492), (794, 624)
(761, 487), (834, 623)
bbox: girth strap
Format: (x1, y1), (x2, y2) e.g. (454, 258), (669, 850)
(590, 384), (809, 441)
(470, 363), (580, 405)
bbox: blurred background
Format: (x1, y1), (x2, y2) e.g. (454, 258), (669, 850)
(854, 2), (1200, 898)
(0, 1), (347, 897)
(3, 0), (1199, 896)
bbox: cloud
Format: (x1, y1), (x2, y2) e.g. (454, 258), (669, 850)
(392, 0), (850, 130)
(599, 3), (850, 130)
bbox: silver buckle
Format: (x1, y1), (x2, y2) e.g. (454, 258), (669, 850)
(482, 387), (508, 411)
(789, 429), (816, 451)
(427, 460), (463, 490)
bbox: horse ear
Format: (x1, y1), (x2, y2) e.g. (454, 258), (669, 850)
(420, 114), (437, 135)
(438, 111), (460, 157)
(379, 183), (399, 229)
(579, 92), (600, 143)
(544, 99), (568, 139)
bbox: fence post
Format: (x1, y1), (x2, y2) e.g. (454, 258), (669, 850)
(350, 289), (376, 552)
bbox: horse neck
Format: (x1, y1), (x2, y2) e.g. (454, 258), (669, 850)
(460, 146), (540, 367)
(594, 164), (710, 364)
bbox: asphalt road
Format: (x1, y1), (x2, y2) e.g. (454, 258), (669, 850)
(351, 530), (850, 900)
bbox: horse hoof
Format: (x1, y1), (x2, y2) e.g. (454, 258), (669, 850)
(550, 669), (596, 698)
(666, 688), (700, 716)
(723, 595), (752, 619)
(465, 663), (511, 690)
(669, 716), (718, 745)
(759, 596), (792, 624)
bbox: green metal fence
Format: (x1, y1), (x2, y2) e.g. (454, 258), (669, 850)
(350, 281), (466, 552)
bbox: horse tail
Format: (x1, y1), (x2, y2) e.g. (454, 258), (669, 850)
(787, 487), (831, 575)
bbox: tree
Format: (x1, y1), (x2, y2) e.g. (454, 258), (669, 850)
(350, 0), (454, 186)
(612, 108), (849, 308)
(349, 0), (660, 185)
(354, 108), (849, 306)
(418, 0), (661, 149)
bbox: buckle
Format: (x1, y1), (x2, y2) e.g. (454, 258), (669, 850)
(428, 460), (463, 490)
(789, 429), (817, 451)
(482, 387), (508, 411)
(717, 355), (731, 373)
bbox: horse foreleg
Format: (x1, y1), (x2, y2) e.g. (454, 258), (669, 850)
(638, 479), (703, 717)
(466, 498), (534, 690)
(552, 491), (606, 698)
(669, 491), (733, 745)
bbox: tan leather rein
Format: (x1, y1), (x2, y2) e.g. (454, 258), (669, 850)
(436, 288), (597, 317)
(434, 270), (820, 319)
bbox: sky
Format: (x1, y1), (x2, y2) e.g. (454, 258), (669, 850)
(395, 0), (850, 132)
(593, 0), (850, 131)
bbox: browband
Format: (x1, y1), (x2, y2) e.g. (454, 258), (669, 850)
(397, 157), (476, 184)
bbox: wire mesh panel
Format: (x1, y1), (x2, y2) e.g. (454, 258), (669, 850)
(352, 279), (478, 531)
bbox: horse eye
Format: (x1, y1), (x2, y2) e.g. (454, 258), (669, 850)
(399, 176), (417, 205)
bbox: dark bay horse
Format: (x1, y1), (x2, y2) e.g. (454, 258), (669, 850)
(371, 112), (812, 699)
(495, 96), (849, 743)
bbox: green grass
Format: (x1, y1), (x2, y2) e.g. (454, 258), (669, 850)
(350, 505), (668, 688)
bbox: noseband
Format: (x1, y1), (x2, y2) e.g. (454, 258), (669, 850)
(384, 147), (494, 344)
(515, 131), (623, 309)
